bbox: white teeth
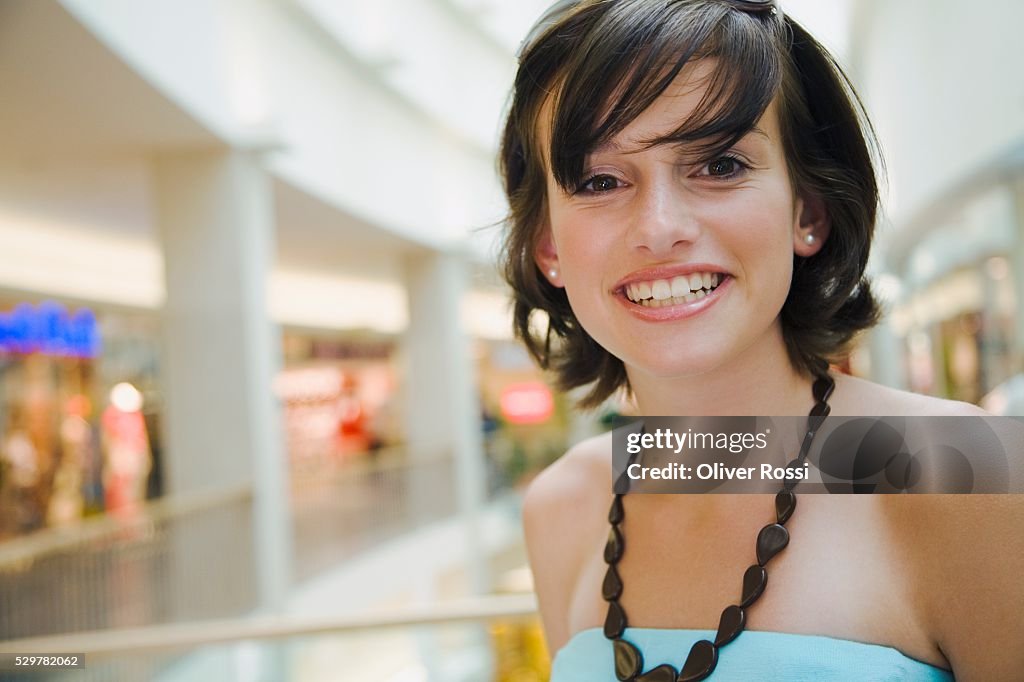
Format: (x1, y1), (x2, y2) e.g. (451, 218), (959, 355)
(651, 280), (672, 300)
(625, 271), (724, 303)
(671, 276), (690, 297)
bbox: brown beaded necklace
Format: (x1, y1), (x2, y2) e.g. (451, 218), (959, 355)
(602, 373), (835, 682)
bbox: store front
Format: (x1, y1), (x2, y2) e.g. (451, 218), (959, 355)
(279, 332), (400, 473)
(896, 258), (1017, 403)
(0, 299), (163, 539)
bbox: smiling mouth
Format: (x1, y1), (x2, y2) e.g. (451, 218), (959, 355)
(622, 272), (726, 307)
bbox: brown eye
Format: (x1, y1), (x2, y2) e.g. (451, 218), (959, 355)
(582, 174), (621, 193)
(707, 157), (738, 176)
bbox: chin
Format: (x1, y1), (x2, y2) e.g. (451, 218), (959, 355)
(621, 346), (737, 383)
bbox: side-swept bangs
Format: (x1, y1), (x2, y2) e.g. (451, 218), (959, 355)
(544, 1), (786, 193)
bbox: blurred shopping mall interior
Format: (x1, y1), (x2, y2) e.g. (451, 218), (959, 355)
(0, 0), (1022, 680)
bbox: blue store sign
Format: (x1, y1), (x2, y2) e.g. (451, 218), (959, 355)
(0, 301), (101, 358)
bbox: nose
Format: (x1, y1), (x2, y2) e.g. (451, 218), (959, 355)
(626, 177), (701, 255)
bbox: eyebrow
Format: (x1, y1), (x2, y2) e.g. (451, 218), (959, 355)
(588, 125), (771, 157)
(737, 125), (770, 142)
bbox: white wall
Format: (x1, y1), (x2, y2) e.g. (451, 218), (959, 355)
(0, 158), (162, 307)
(852, 0), (1024, 227)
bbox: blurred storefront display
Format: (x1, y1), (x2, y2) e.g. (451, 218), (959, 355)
(279, 332), (400, 472)
(478, 341), (572, 492)
(277, 333), (581, 492)
(884, 174), (1022, 405)
(894, 256), (1018, 404)
(0, 299), (163, 540)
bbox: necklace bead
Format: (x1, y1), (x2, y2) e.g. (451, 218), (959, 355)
(679, 639), (718, 681)
(755, 523), (790, 566)
(713, 605), (746, 647)
(609, 494), (625, 524)
(775, 490), (797, 524)
(614, 639), (643, 680)
(813, 376), (835, 402)
(603, 564), (624, 601)
(605, 600), (628, 639)
(739, 565), (768, 608)
(605, 525), (625, 564)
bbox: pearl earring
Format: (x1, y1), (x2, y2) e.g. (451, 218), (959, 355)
(549, 268), (558, 278)
(804, 233), (816, 245)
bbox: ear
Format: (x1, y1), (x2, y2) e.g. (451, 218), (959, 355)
(534, 225), (563, 287)
(793, 191), (830, 257)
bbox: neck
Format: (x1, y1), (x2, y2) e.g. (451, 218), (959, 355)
(626, 323), (817, 416)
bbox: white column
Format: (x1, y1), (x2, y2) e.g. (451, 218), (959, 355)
(1011, 176), (1024, 364)
(152, 149), (291, 617)
(403, 249), (490, 594)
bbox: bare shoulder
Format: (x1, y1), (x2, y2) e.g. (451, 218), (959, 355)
(835, 374), (1024, 675)
(831, 373), (988, 416)
(522, 431), (613, 652)
(833, 374), (1024, 489)
(890, 495), (1024, 678)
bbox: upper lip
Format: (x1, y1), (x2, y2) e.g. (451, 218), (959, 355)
(612, 263), (731, 292)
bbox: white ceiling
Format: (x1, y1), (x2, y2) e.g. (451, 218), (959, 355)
(0, 0), (218, 155)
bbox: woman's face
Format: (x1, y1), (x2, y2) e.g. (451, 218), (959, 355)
(535, 61), (827, 383)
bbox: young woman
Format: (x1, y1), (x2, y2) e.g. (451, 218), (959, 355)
(499, 1), (1024, 680)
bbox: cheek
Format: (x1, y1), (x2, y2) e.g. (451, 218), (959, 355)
(729, 182), (795, 248)
(714, 187), (796, 303)
(548, 207), (612, 275)
(547, 211), (618, 335)
(556, 230), (611, 317)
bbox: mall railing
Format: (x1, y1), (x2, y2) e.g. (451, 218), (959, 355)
(0, 450), (481, 642)
(0, 484), (257, 641)
(0, 594), (545, 682)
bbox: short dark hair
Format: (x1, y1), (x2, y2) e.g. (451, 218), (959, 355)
(500, 0), (881, 408)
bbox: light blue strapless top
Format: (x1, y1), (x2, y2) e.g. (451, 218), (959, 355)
(552, 627), (954, 681)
